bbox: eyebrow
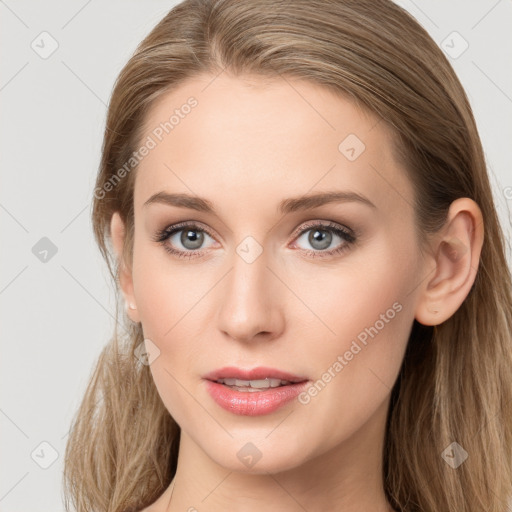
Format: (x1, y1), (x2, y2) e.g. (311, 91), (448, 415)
(143, 190), (376, 214)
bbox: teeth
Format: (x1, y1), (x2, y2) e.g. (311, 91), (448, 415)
(217, 378), (291, 389)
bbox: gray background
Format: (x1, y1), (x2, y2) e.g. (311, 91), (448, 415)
(1, 1), (511, 511)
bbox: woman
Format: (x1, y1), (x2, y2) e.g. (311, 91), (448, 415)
(63, 0), (512, 511)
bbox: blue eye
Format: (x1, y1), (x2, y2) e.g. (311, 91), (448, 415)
(153, 220), (356, 260)
(153, 222), (216, 259)
(292, 221), (356, 258)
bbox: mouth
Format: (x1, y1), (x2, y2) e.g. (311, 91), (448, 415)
(202, 366), (310, 415)
(203, 366), (308, 389)
(213, 377), (301, 391)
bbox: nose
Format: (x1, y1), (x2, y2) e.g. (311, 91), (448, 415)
(216, 246), (285, 343)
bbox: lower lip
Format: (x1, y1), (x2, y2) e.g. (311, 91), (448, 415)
(204, 380), (309, 416)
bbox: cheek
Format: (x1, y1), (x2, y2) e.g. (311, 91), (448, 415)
(295, 239), (416, 402)
(132, 240), (200, 340)
(131, 248), (205, 422)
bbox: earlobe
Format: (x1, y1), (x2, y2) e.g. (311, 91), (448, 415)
(415, 198), (484, 326)
(110, 212), (140, 323)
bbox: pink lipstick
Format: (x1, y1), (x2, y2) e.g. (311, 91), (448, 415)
(203, 366), (309, 416)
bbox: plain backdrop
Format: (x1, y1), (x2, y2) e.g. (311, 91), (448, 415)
(1, 1), (511, 510)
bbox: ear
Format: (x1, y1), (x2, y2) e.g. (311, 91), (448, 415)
(110, 212), (140, 323)
(415, 198), (484, 326)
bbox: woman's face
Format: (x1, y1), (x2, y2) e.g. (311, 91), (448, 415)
(120, 73), (428, 472)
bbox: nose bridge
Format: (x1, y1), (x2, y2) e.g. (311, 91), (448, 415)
(216, 238), (283, 342)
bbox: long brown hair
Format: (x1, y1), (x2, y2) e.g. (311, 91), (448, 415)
(63, 1), (512, 510)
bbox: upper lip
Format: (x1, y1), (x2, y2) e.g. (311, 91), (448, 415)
(203, 366), (308, 383)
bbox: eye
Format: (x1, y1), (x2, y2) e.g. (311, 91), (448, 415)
(153, 222), (217, 259)
(292, 221), (356, 258)
(153, 220), (357, 260)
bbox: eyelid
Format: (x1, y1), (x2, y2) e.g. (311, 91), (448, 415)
(159, 220), (218, 240)
(156, 219), (353, 243)
(290, 219), (355, 240)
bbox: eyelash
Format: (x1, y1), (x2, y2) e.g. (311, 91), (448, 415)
(152, 220), (357, 260)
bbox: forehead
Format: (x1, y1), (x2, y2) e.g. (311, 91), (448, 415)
(133, 73), (414, 218)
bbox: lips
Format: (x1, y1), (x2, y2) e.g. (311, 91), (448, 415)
(202, 366), (308, 384)
(202, 366), (310, 415)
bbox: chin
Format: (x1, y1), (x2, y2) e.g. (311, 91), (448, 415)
(202, 433), (316, 475)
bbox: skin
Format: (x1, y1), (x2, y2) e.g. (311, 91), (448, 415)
(110, 72), (484, 512)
